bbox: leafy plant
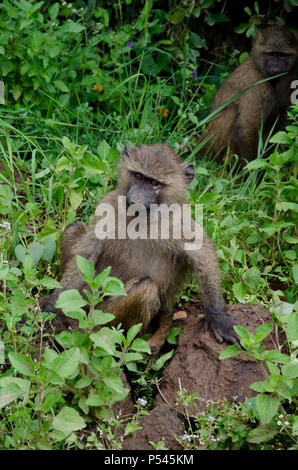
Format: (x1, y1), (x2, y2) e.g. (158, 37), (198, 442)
(219, 302), (298, 448)
(0, 255), (150, 449)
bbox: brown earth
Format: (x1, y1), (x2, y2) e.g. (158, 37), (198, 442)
(122, 302), (274, 450)
(48, 300), (274, 450)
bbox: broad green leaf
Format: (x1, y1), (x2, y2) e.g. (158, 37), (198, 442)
(256, 394), (280, 424)
(0, 377), (30, 408)
(124, 421), (142, 436)
(127, 323), (142, 343)
(243, 266), (261, 290)
(51, 348), (80, 379)
(102, 277), (127, 296)
(232, 281), (247, 301)
(39, 277), (61, 289)
(247, 425), (277, 443)
(52, 406), (86, 434)
(55, 289), (87, 313)
(76, 255), (95, 279)
(131, 338), (151, 354)
(282, 362), (298, 379)
(89, 310), (115, 326)
(90, 328), (118, 355)
(264, 350), (290, 364)
(292, 264), (298, 283)
(61, 22), (84, 33)
(8, 352), (35, 377)
(287, 313), (298, 342)
(0, 383), (23, 408)
(152, 350), (174, 371)
(219, 344), (244, 359)
(249, 381), (267, 393)
(74, 376), (93, 389)
(15, 244), (26, 262)
(255, 323), (273, 342)
(245, 159), (268, 170)
(103, 373), (127, 395)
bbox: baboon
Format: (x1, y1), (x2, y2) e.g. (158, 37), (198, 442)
(40, 144), (239, 353)
(200, 25), (298, 162)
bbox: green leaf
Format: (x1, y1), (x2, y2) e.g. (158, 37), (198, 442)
(245, 159), (268, 170)
(243, 266), (261, 290)
(90, 328), (118, 355)
(55, 289), (87, 313)
(282, 362), (298, 379)
(256, 394), (280, 424)
(170, 9), (187, 24)
(250, 381), (267, 392)
(74, 376), (93, 389)
(232, 281), (247, 301)
(76, 255), (95, 279)
(152, 350), (174, 371)
(61, 21), (84, 33)
(124, 421), (142, 436)
(264, 350), (290, 364)
(167, 327), (182, 345)
(247, 425), (277, 443)
(54, 80), (68, 93)
(103, 373), (127, 395)
(48, 2), (59, 20)
(0, 383), (23, 408)
(9, 352), (35, 377)
(269, 131), (292, 145)
(89, 310), (115, 327)
(102, 277), (127, 296)
(131, 338), (151, 354)
(219, 344), (244, 359)
(40, 237), (56, 262)
(0, 377), (30, 408)
(292, 265), (298, 284)
(15, 244), (26, 262)
(287, 313), (298, 342)
(51, 348), (80, 379)
(52, 406), (86, 434)
(255, 323), (273, 343)
(126, 323), (142, 343)
(39, 277), (61, 289)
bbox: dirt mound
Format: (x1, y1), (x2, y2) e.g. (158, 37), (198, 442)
(123, 303), (273, 450)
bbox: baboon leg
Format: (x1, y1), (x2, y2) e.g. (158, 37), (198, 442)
(60, 221), (87, 274)
(147, 310), (172, 355)
(102, 276), (161, 345)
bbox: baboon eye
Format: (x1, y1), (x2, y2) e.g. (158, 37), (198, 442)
(135, 173), (143, 181)
(151, 179), (160, 187)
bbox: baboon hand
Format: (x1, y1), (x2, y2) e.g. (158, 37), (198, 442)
(210, 314), (240, 347)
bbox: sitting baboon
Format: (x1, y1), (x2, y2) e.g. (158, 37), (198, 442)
(199, 25), (298, 162)
(40, 144), (239, 353)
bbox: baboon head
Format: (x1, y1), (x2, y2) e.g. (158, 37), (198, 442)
(252, 25), (298, 77)
(117, 144), (194, 208)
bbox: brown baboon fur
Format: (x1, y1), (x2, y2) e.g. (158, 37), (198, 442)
(200, 26), (298, 162)
(40, 144), (239, 353)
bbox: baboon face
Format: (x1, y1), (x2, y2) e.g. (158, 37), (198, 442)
(118, 144), (195, 207)
(127, 171), (163, 208)
(253, 26), (298, 77)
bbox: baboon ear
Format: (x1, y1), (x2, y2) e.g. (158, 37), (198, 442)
(122, 145), (130, 158)
(183, 162), (195, 185)
(122, 144), (136, 159)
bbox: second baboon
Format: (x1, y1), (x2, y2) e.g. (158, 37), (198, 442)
(199, 25), (298, 162)
(40, 144), (239, 353)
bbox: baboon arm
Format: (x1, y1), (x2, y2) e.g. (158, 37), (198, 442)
(185, 233), (240, 346)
